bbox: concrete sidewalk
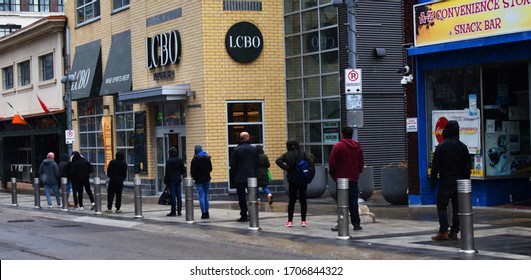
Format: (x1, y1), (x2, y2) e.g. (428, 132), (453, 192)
(1, 189), (531, 260)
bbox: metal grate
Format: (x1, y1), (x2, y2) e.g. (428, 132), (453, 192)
(223, 1), (262, 11)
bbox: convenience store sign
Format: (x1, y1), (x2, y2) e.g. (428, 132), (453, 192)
(414, 0), (531, 47)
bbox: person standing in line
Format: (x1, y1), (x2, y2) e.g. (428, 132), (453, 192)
(328, 126), (364, 231)
(69, 151), (94, 211)
(430, 120), (471, 241)
(230, 131), (259, 222)
(190, 144), (213, 219)
(39, 152), (61, 208)
(104, 151), (128, 214)
(276, 140), (315, 227)
(256, 145), (273, 205)
(58, 153), (74, 207)
(164, 147), (186, 217)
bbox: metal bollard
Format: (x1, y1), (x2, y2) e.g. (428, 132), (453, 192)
(34, 177), (41, 209)
(11, 177), (18, 206)
(134, 177), (143, 218)
(93, 177), (102, 214)
(337, 178), (350, 239)
(247, 177), (260, 230)
(61, 177), (69, 211)
(184, 178), (194, 223)
(457, 179), (478, 254)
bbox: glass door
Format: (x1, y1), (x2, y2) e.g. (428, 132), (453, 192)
(155, 127), (186, 193)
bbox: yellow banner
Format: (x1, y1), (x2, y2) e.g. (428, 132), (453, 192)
(101, 115), (113, 172)
(414, 0), (531, 47)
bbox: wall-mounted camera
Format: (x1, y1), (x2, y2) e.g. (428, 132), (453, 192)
(400, 74), (414, 85)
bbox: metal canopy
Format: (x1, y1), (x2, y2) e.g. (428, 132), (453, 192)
(118, 84), (192, 103)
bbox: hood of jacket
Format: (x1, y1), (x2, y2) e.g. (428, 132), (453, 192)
(442, 120), (460, 140)
(42, 159), (55, 166)
(341, 138), (362, 151)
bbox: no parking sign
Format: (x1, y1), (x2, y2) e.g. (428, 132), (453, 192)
(65, 130), (75, 144)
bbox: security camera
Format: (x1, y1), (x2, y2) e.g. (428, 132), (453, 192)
(401, 74), (414, 85)
(397, 65), (410, 74)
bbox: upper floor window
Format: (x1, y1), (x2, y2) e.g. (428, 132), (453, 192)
(18, 60), (30, 86)
(0, 0), (21, 11)
(76, 0), (100, 25)
(113, 0), (129, 11)
(39, 53), (54, 81)
(29, 0), (49, 12)
(0, 24), (21, 37)
(2, 66), (13, 90)
(57, 0), (63, 12)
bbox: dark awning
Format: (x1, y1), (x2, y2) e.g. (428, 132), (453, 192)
(100, 31), (132, 95)
(118, 84), (193, 103)
(70, 40), (102, 100)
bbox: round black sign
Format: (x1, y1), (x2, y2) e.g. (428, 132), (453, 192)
(225, 22), (263, 63)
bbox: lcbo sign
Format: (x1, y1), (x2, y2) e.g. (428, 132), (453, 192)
(225, 22), (263, 63)
(146, 30), (181, 69)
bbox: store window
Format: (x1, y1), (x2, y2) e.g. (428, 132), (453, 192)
(18, 60), (30, 86)
(426, 62), (530, 178)
(115, 98), (134, 182)
(2, 65), (13, 90)
(78, 98), (105, 178)
(39, 53), (53, 81)
(155, 103), (185, 127)
(76, 0), (100, 25)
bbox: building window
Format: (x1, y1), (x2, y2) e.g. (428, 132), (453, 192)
(284, 0), (339, 165)
(76, 0), (100, 25)
(0, 0), (21, 11)
(112, 0), (129, 11)
(155, 103), (185, 126)
(58, 0), (63, 12)
(0, 24), (21, 37)
(78, 98), (105, 178)
(2, 65), (13, 90)
(39, 53), (54, 81)
(115, 98), (134, 183)
(18, 60), (30, 86)
(29, 0), (49, 12)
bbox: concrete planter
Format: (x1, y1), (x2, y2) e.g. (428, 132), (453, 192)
(380, 166), (408, 205)
(328, 166), (374, 201)
(283, 165), (327, 198)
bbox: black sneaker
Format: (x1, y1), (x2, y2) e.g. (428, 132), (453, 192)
(167, 212), (177, 217)
(205, 212), (209, 219)
(331, 224), (338, 231)
(177, 212), (182, 216)
(236, 217), (248, 222)
(353, 224), (363, 230)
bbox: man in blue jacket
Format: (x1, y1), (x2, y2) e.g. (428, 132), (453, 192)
(230, 131), (259, 222)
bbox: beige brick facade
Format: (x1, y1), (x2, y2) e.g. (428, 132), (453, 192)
(66, 1), (286, 190)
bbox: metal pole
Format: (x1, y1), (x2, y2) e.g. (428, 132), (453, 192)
(337, 178), (350, 239)
(93, 177), (102, 214)
(33, 177), (41, 209)
(457, 179), (478, 254)
(61, 177), (68, 211)
(134, 177), (143, 218)
(65, 27), (73, 156)
(247, 177), (260, 230)
(11, 177), (17, 206)
(184, 177), (194, 224)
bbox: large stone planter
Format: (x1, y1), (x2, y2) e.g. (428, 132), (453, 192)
(283, 165), (326, 198)
(380, 166), (408, 205)
(328, 166), (374, 201)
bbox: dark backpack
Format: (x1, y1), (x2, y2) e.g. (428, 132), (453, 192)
(293, 159), (314, 184)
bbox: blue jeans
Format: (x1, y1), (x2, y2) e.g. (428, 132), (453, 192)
(257, 185), (271, 199)
(196, 181), (211, 213)
(348, 181), (361, 225)
(168, 182), (182, 214)
(44, 184), (61, 206)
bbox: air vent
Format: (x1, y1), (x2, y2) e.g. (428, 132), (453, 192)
(223, 1), (262, 11)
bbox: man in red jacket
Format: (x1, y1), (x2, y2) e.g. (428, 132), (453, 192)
(329, 126), (364, 231)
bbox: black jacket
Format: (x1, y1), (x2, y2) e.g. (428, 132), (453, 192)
(58, 153), (70, 179)
(69, 152), (93, 183)
(107, 152), (128, 183)
(430, 121), (471, 193)
(164, 155), (186, 185)
(190, 151), (212, 184)
(276, 140), (315, 184)
(230, 141), (259, 184)
(257, 153), (271, 186)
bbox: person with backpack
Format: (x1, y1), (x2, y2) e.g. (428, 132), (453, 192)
(276, 139), (315, 227)
(328, 126), (364, 231)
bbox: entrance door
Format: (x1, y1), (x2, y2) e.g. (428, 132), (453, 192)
(155, 127), (186, 193)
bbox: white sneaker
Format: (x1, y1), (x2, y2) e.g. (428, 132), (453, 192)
(77, 206), (84, 211)
(57, 204), (62, 208)
(48, 204), (53, 208)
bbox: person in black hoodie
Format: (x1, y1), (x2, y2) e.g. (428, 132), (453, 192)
(276, 140), (315, 227)
(164, 147), (186, 216)
(105, 151), (128, 214)
(69, 151), (94, 211)
(190, 144), (213, 219)
(58, 153), (74, 207)
(430, 120), (471, 240)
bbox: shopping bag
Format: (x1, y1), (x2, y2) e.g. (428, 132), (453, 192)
(158, 187), (171, 205)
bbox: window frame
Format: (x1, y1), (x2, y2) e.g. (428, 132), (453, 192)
(39, 52), (54, 82)
(76, 0), (101, 26)
(17, 60), (30, 87)
(2, 65), (14, 90)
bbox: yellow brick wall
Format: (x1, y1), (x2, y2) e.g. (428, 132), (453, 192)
(66, 0), (287, 183)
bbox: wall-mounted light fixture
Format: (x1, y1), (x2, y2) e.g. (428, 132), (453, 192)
(374, 47), (386, 58)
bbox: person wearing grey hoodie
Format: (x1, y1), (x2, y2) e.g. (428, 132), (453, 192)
(39, 152), (61, 207)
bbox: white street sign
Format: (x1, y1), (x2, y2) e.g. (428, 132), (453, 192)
(65, 130), (75, 144)
(345, 68), (362, 93)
